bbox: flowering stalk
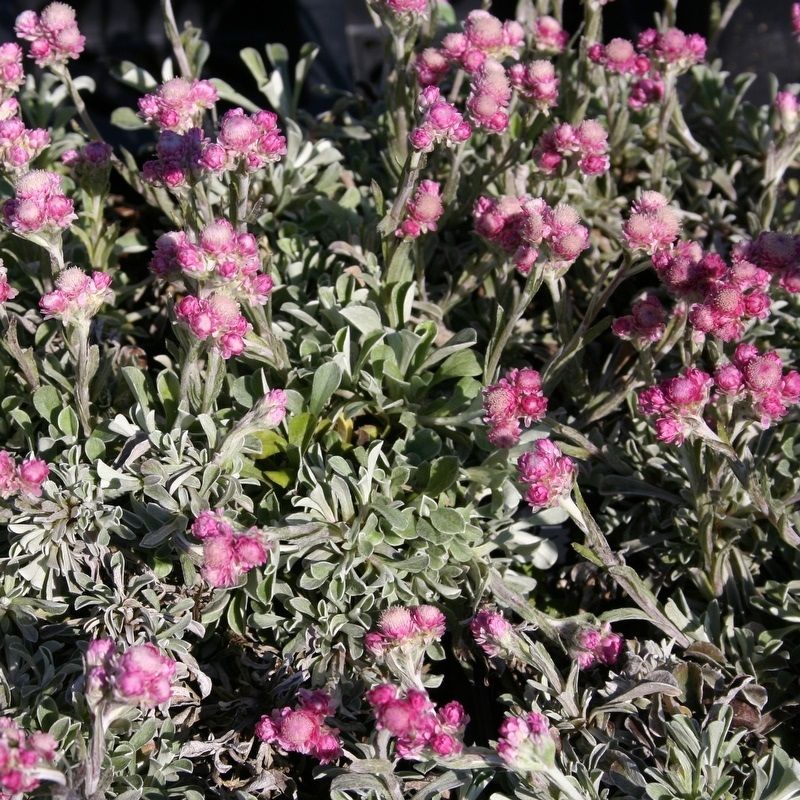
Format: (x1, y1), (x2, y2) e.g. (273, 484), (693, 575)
(160, 0), (193, 79)
(484, 264), (546, 383)
(379, 149), (425, 238)
(69, 319), (94, 435)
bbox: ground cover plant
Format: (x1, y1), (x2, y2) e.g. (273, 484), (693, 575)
(0, 0), (799, 797)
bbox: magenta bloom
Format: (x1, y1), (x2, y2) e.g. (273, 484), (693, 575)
(533, 119), (610, 177)
(574, 624), (624, 669)
(0, 263), (17, 305)
(638, 367), (713, 444)
(138, 78), (217, 133)
(0, 718), (58, 797)
(516, 438), (576, 511)
(39, 267), (113, 323)
(414, 48), (449, 87)
(396, 180), (443, 239)
(483, 368), (548, 448)
(143, 128), (208, 189)
(612, 294), (666, 345)
(441, 10), (523, 73)
(115, 644), (177, 706)
(410, 87), (471, 152)
(4, 170), (75, 234)
(509, 61), (559, 111)
(0, 117), (48, 173)
(496, 711), (555, 770)
(0, 43), (24, 97)
(466, 59), (511, 133)
(531, 15), (568, 53)
(470, 609), (514, 657)
(15, 3), (85, 67)
(175, 292), (252, 359)
(637, 27), (706, 69)
(0, 451), (49, 499)
(204, 108), (287, 172)
(734, 232), (800, 295)
(365, 604), (446, 657)
(256, 689), (342, 764)
(622, 191), (680, 253)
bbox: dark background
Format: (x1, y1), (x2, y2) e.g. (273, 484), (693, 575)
(1, 0), (797, 125)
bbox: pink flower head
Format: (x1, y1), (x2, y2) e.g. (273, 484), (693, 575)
(483, 367), (548, 447)
(637, 27), (706, 69)
(39, 267), (113, 323)
(368, 684), (467, 759)
(415, 47), (449, 86)
(256, 689), (342, 764)
(143, 128), (208, 189)
(629, 76), (665, 111)
(735, 231), (800, 295)
(410, 88), (471, 152)
(205, 108), (287, 172)
(16, 459), (49, 497)
(638, 367), (712, 444)
(775, 90), (799, 134)
(0, 263), (18, 305)
(589, 38), (644, 75)
(466, 58), (511, 133)
(508, 60), (559, 111)
(0, 43), (24, 97)
(496, 711), (555, 771)
(470, 609), (515, 657)
(574, 625), (624, 669)
(612, 293), (666, 345)
(0, 718), (58, 796)
(396, 180), (443, 238)
(175, 291), (252, 359)
(516, 438), (576, 511)
(138, 78), (218, 133)
(15, 3), (85, 67)
(367, 604), (446, 657)
(381, 0), (430, 19)
(114, 643), (177, 707)
(532, 15), (569, 53)
(4, 170), (75, 234)
(623, 191), (680, 253)
(533, 120), (609, 177)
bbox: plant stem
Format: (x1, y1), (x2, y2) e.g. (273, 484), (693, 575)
(161, 0), (193, 79)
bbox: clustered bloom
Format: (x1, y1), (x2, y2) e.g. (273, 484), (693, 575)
(531, 15), (569, 53)
(85, 639), (177, 707)
(381, 0), (431, 21)
(573, 625), (624, 669)
(715, 344), (800, 427)
(0, 718), (58, 798)
(138, 77), (218, 133)
(516, 438), (576, 511)
(409, 87), (471, 152)
(3, 170), (75, 234)
(473, 194), (589, 275)
(202, 108), (287, 172)
(364, 604), (446, 658)
(151, 219), (273, 303)
(496, 711), (555, 771)
(482, 368), (548, 447)
(508, 60), (559, 112)
(0, 43), (24, 97)
(190, 510), (269, 588)
(588, 38), (649, 76)
(61, 140), (112, 186)
(735, 231), (800, 295)
(637, 367), (713, 444)
(395, 180), (443, 239)
(612, 294), (666, 345)
(622, 191), (681, 253)
(15, 2), (85, 67)
(255, 690), (343, 764)
(367, 684), (468, 759)
(414, 47), (450, 87)
(637, 27), (707, 69)
(441, 10), (524, 73)
(533, 119), (610, 176)
(39, 267), (112, 323)
(628, 76), (665, 111)
(0, 263), (17, 305)
(774, 90), (799, 135)
(0, 452), (49, 499)
(142, 129), (206, 189)
(470, 609), (515, 657)
(466, 58), (511, 132)
(175, 292), (252, 359)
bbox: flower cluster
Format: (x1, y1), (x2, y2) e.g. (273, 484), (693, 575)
(516, 438), (576, 511)
(588, 38), (650, 76)
(151, 219), (273, 304)
(441, 10), (524, 73)
(637, 27), (707, 70)
(175, 292), (252, 359)
(3, 170), (75, 234)
(573, 625), (624, 669)
(531, 16), (569, 53)
(414, 48), (450, 87)
(774, 90), (799, 135)
(622, 191), (681, 253)
(612, 294), (666, 345)
(735, 231), (800, 295)
(61, 140), (112, 187)
(396, 180), (443, 239)
(409, 87), (471, 152)
(39, 267), (113, 323)
(533, 119), (610, 176)
(0, 43), (24, 97)
(138, 78), (217, 133)
(256, 690), (343, 764)
(190, 510), (270, 588)
(637, 368), (713, 444)
(367, 684), (468, 759)
(470, 609), (515, 657)
(716, 345), (800, 427)
(466, 58), (511, 133)
(15, 2), (85, 67)
(0, 263), (17, 305)
(0, 718), (58, 798)
(496, 711), (555, 771)
(482, 368), (548, 447)
(0, 452), (48, 499)
(364, 604), (446, 658)
(142, 128), (206, 189)
(202, 108), (287, 173)
(508, 60), (559, 111)
(85, 639), (177, 707)
(473, 194), (589, 275)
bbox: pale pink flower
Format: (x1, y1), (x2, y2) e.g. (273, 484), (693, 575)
(396, 180), (443, 238)
(466, 58), (511, 133)
(508, 60), (559, 111)
(114, 643), (177, 706)
(138, 78), (218, 133)
(496, 711), (554, 770)
(612, 294), (666, 345)
(414, 48), (450, 87)
(0, 43), (24, 97)
(0, 718), (58, 797)
(39, 267), (113, 323)
(532, 16), (568, 53)
(470, 609), (515, 657)
(483, 368), (548, 448)
(204, 108), (287, 172)
(516, 438), (576, 511)
(174, 292), (252, 359)
(637, 27), (706, 69)
(4, 170), (75, 234)
(0, 263), (17, 304)
(15, 3), (85, 67)
(366, 604), (446, 656)
(623, 191), (680, 253)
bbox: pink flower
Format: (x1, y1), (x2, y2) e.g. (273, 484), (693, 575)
(483, 368), (548, 447)
(638, 367), (713, 444)
(143, 128), (208, 189)
(637, 27), (706, 69)
(113, 643), (177, 707)
(396, 180), (443, 239)
(368, 684), (467, 759)
(629, 76), (664, 111)
(4, 170), (75, 234)
(532, 15), (568, 53)
(16, 459), (49, 497)
(470, 609), (514, 657)
(623, 191), (680, 253)
(516, 438), (577, 511)
(496, 711), (555, 770)
(0, 263), (17, 305)
(794, 3), (800, 39)
(139, 78), (218, 133)
(574, 625), (624, 669)
(410, 88), (471, 152)
(0, 117), (50, 172)
(39, 267), (113, 323)
(256, 689), (342, 764)
(382, 0), (430, 17)
(466, 59), (511, 133)
(508, 60), (559, 111)
(175, 292), (252, 359)
(533, 120), (609, 177)
(612, 294), (666, 345)
(15, 3), (85, 67)
(0, 718), (58, 796)
(415, 48), (450, 86)
(204, 108), (287, 172)
(589, 38), (647, 75)
(0, 43), (24, 97)
(366, 604), (446, 657)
